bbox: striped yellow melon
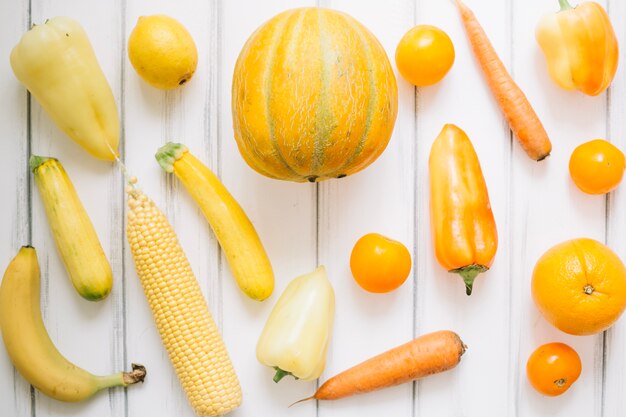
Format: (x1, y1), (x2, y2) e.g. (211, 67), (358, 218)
(232, 7), (398, 182)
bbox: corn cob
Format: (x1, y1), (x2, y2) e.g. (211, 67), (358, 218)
(126, 184), (241, 416)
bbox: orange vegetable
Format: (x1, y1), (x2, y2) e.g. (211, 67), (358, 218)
(454, 0), (552, 161)
(395, 25), (455, 87)
(527, 342), (581, 396)
(296, 330), (465, 403)
(350, 233), (412, 293)
(569, 139), (625, 194)
(429, 124), (498, 295)
(536, 0), (618, 96)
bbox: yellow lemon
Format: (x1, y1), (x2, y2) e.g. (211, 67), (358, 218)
(128, 15), (197, 90)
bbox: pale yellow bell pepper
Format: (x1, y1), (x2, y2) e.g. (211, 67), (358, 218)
(256, 266), (335, 383)
(536, 0), (619, 96)
(11, 17), (120, 160)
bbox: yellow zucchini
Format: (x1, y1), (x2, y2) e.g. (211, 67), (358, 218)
(30, 156), (112, 301)
(155, 143), (274, 301)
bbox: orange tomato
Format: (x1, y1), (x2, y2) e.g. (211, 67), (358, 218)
(527, 342), (581, 397)
(532, 238), (626, 335)
(350, 233), (411, 293)
(569, 139), (625, 194)
(395, 25), (455, 87)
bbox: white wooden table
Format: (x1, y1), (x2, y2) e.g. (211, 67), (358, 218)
(2, 0), (625, 416)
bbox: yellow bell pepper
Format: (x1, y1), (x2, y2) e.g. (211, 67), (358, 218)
(536, 0), (618, 96)
(10, 17), (119, 160)
(256, 266), (335, 383)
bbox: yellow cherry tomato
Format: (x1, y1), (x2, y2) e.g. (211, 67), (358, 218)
(569, 139), (625, 195)
(526, 343), (581, 396)
(395, 25), (455, 87)
(350, 233), (412, 293)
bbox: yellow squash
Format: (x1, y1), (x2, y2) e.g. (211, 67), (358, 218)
(156, 143), (274, 301)
(232, 8), (398, 182)
(30, 156), (112, 301)
(536, 0), (618, 96)
(429, 125), (498, 296)
(11, 17), (119, 160)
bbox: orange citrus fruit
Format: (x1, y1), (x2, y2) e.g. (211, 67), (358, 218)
(532, 238), (626, 335)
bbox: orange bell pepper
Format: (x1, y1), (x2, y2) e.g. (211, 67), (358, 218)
(536, 0), (618, 96)
(429, 124), (498, 296)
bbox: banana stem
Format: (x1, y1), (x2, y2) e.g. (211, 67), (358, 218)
(96, 364), (146, 389)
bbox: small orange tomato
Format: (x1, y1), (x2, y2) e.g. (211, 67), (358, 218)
(526, 342), (582, 396)
(350, 233), (411, 293)
(569, 139), (625, 195)
(395, 25), (455, 87)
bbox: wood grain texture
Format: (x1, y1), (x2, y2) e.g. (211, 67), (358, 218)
(219, 1), (318, 415)
(511, 1), (609, 417)
(1, 0), (625, 416)
(26, 1), (126, 417)
(0, 0), (32, 415)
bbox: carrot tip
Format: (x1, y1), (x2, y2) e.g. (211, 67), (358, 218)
(536, 153), (550, 162)
(289, 396), (315, 408)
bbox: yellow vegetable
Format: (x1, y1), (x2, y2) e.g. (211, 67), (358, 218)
(30, 156), (112, 301)
(0, 246), (145, 402)
(536, 0), (618, 96)
(126, 183), (241, 417)
(257, 266), (335, 382)
(156, 143), (274, 301)
(11, 17), (119, 160)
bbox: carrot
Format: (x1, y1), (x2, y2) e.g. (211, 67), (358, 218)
(454, 0), (552, 161)
(295, 330), (466, 403)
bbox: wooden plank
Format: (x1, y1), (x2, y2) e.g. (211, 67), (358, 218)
(122, 1), (218, 416)
(414, 0), (513, 416)
(602, 1), (626, 416)
(0, 0), (33, 416)
(219, 1), (318, 416)
(25, 1), (126, 416)
(314, 1), (416, 416)
(510, 0), (608, 416)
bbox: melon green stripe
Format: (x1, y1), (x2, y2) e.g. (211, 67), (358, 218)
(329, 15), (377, 177)
(264, 10), (302, 180)
(311, 9), (335, 181)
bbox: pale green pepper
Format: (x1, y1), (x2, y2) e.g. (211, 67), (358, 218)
(256, 266), (335, 382)
(11, 17), (120, 160)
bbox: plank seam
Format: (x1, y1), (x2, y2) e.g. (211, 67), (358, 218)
(118, 0), (129, 415)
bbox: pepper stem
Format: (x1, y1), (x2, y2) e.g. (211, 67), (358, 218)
(558, 0), (573, 11)
(449, 264), (489, 296)
(273, 367), (293, 383)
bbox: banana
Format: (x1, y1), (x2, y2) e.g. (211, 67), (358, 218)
(30, 155), (112, 301)
(155, 143), (275, 301)
(0, 246), (145, 402)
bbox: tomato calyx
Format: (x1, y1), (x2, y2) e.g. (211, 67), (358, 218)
(554, 378), (567, 388)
